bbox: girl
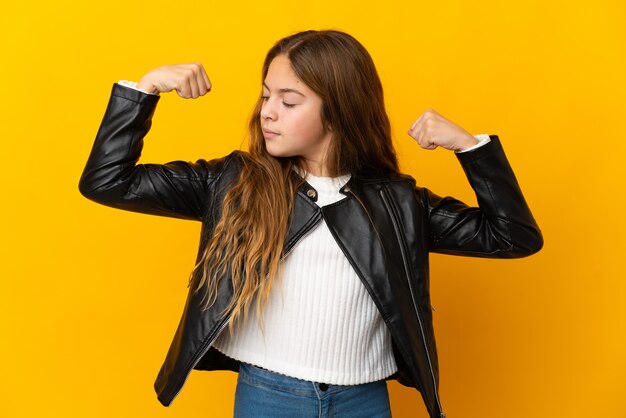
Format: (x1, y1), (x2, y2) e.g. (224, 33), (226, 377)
(79, 29), (542, 418)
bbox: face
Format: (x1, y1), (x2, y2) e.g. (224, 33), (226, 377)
(260, 54), (332, 175)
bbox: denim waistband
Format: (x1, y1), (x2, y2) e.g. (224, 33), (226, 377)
(237, 362), (385, 398)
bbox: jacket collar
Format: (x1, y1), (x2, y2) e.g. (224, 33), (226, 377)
(291, 165), (394, 203)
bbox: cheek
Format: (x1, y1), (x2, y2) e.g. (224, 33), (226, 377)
(293, 110), (325, 137)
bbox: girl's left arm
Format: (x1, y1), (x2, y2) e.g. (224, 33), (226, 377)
(407, 109), (542, 258)
(418, 135), (543, 258)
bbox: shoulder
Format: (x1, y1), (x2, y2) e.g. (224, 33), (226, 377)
(355, 170), (417, 189)
(208, 150), (249, 185)
(204, 149), (249, 174)
(355, 170), (429, 208)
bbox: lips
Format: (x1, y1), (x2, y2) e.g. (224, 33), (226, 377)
(262, 128), (280, 138)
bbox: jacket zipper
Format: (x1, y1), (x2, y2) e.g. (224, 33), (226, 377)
(379, 186), (445, 418)
(164, 210), (322, 405)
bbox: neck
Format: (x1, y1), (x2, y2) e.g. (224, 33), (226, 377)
(303, 160), (328, 177)
(293, 164), (349, 180)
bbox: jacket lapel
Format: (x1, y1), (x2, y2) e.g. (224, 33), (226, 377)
(319, 179), (402, 324)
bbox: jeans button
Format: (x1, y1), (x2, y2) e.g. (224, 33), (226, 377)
(318, 383), (329, 391)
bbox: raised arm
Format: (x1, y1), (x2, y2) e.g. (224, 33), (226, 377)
(408, 109), (543, 258)
(78, 63), (233, 221)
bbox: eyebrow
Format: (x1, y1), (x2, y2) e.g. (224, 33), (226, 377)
(262, 82), (305, 97)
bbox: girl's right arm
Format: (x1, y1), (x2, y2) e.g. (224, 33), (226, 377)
(78, 63), (232, 221)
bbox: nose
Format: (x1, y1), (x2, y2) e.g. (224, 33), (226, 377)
(260, 98), (276, 121)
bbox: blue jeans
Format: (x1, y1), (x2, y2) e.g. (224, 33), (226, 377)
(234, 362), (393, 418)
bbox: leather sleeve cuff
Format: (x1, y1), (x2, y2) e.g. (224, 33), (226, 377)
(454, 134), (503, 164)
(112, 82), (161, 106)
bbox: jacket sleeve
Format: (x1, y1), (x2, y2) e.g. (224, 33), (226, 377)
(78, 83), (234, 221)
(420, 135), (543, 258)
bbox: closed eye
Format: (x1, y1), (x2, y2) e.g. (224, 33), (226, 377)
(261, 96), (296, 108)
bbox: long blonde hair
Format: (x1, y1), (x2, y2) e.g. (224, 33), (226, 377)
(189, 29), (399, 338)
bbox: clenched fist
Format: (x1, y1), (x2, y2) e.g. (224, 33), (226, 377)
(136, 63), (212, 99)
(408, 109), (479, 152)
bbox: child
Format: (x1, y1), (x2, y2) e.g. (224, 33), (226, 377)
(79, 29), (542, 418)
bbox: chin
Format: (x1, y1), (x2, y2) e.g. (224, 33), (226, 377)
(265, 145), (293, 159)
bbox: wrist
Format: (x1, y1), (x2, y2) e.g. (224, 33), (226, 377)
(136, 79), (159, 95)
(456, 136), (479, 152)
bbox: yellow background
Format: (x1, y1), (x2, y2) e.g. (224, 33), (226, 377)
(2, 0), (624, 417)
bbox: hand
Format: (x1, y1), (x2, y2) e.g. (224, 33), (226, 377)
(136, 63), (212, 99)
(407, 109), (479, 152)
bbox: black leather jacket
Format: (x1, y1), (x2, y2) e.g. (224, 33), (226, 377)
(79, 83), (543, 418)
